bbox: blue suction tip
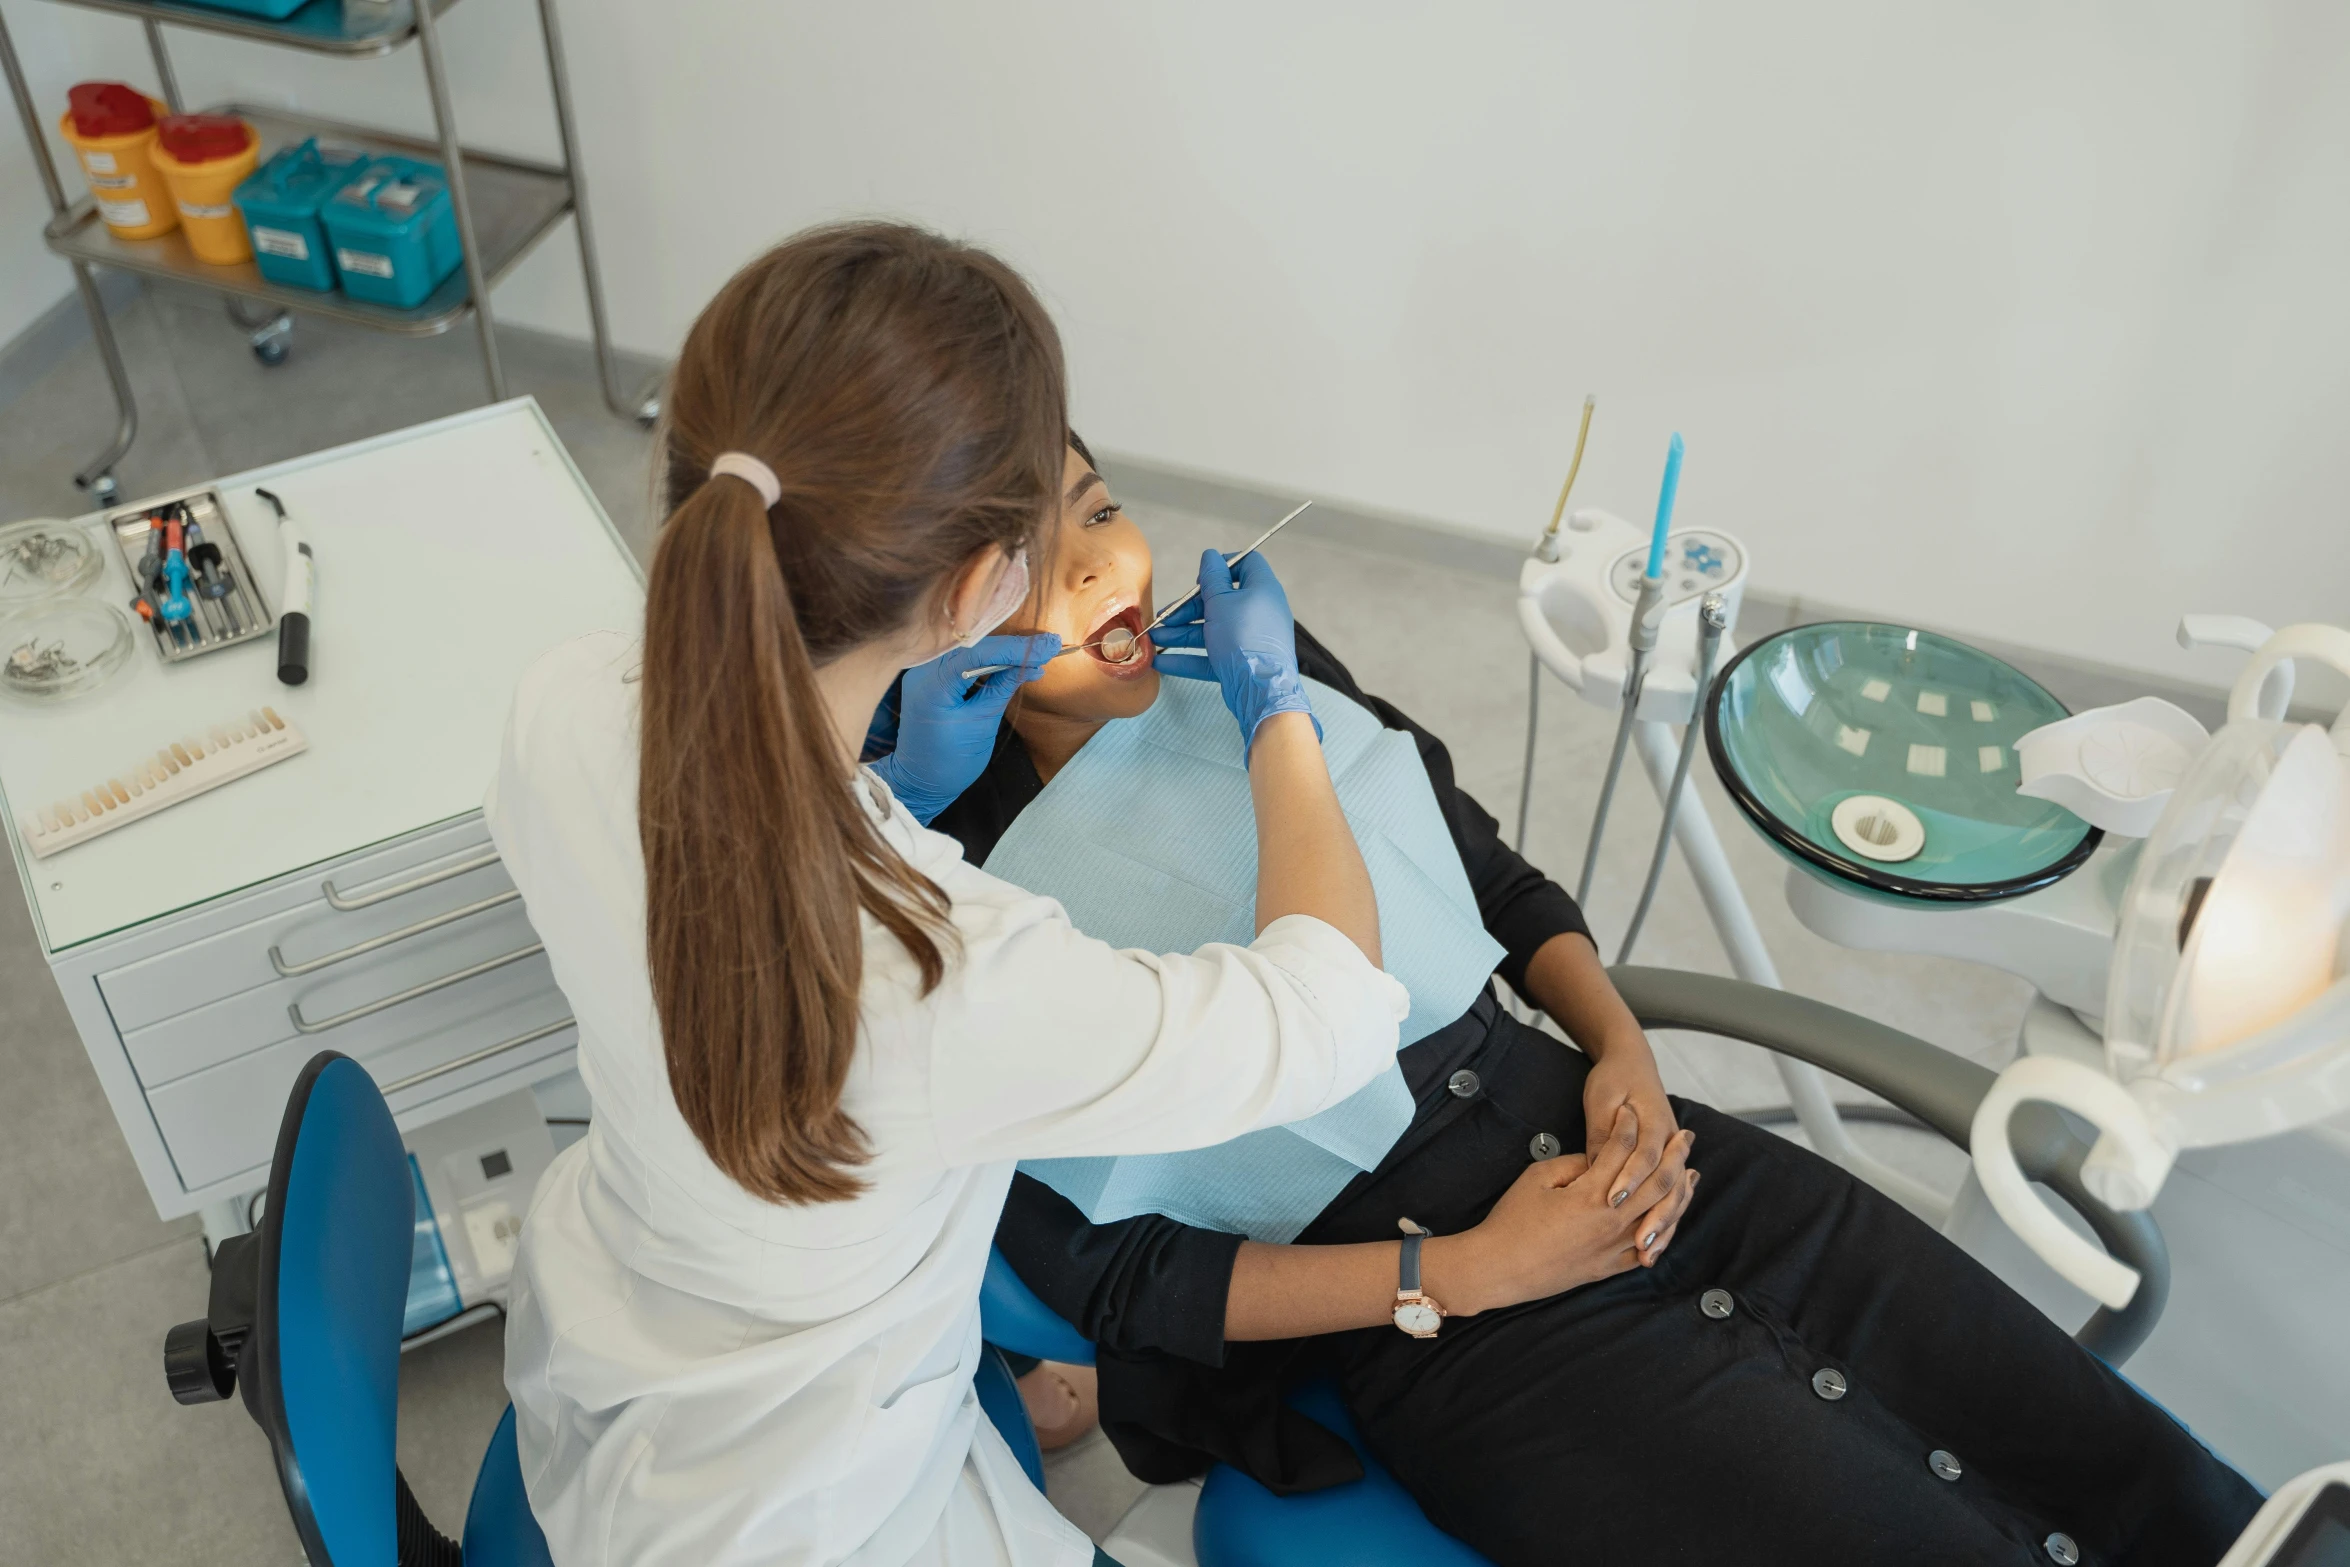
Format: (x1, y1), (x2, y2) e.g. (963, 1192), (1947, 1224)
(1646, 432), (1685, 580)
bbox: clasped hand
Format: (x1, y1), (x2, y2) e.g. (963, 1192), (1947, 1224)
(1432, 1105), (1699, 1316)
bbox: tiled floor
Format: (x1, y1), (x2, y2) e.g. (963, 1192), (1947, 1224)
(0, 283), (2022, 1561)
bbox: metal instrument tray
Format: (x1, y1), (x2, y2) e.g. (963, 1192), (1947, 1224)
(107, 487), (274, 663)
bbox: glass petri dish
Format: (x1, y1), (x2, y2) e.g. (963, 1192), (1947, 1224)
(0, 598), (136, 705)
(0, 519), (106, 603)
(1704, 621), (2100, 904)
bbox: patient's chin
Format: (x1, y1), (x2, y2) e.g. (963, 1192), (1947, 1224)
(1088, 665), (1160, 720)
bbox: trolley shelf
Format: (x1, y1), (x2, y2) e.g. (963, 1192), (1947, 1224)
(35, 0), (463, 58)
(41, 104), (572, 337)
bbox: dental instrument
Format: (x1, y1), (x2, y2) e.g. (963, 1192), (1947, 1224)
(1533, 395), (1596, 567)
(1517, 395), (1597, 851)
(1135, 499), (1314, 641)
(257, 487), (313, 685)
(1576, 433), (1683, 906)
(959, 499), (1314, 680)
(1616, 591), (1726, 961)
(159, 514), (195, 629)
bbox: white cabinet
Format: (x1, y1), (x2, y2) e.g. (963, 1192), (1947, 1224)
(1, 400), (644, 1221)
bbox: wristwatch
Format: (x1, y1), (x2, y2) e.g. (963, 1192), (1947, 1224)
(1392, 1218), (1449, 1339)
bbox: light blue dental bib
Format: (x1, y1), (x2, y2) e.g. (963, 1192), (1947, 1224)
(987, 675), (1504, 1243)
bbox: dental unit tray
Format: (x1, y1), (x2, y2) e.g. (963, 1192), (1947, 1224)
(106, 487), (274, 664)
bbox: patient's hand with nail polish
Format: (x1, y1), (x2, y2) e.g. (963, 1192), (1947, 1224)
(900, 438), (2260, 1566)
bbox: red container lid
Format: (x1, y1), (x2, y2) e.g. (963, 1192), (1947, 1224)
(67, 82), (154, 139)
(157, 114), (252, 164)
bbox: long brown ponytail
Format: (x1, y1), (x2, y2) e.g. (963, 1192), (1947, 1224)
(640, 223), (1065, 1204)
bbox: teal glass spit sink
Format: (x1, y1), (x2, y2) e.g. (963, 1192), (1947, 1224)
(1704, 622), (2100, 904)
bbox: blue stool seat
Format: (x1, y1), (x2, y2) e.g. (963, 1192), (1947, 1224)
(1194, 1380), (1496, 1567)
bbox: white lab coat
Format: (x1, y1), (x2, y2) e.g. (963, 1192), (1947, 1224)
(484, 632), (1409, 1567)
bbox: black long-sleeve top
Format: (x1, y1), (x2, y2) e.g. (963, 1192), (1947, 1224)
(926, 624), (1591, 1373)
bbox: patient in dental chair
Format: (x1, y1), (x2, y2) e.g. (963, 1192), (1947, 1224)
(913, 438), (2260, 1567)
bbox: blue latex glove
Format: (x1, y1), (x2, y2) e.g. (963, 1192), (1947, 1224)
(1150, 549), (1318, 746)
(870, 632), (1061, 823)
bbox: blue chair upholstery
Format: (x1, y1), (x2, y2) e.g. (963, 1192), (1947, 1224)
(1195, 1381), (1495, 1567)
(975, 1343), (1049, 1491)
(258, 1054), (413, 1564)
(978, 1247), (1496, 1567)
(465, 1405), (557, 1567)
(161, 1050), (555, 1566)
(980, 1248), (1095, 1365)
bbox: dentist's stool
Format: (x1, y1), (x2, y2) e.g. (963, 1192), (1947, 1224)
(161, 1051), (554, 1566)
(979, 1250), (1497, 1567)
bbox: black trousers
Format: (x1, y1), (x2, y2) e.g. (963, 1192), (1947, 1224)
(1300, 1016), (2261, 1567)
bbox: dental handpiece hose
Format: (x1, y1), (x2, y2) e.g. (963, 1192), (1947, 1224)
(1617, 591), (1727, 963)
(1576, 432), (1684, 907)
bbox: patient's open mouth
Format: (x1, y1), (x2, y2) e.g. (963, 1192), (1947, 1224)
(1084, 604), (1150, 671)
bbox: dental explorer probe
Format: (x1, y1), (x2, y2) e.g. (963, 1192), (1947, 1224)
(1517, 395), (1598, 852)
(1575, 432), (1684, 908)
(1616, 591), (1726, 963)
(959, 500), (1313, 680)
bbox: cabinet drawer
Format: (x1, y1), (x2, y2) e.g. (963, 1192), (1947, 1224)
(148, 990), (577, 1192)
(124, 902), (549, 1088)
(97, 823), (502, 1034)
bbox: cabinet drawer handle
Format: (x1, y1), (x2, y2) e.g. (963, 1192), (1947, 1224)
(270, 890), (522, 977)
(324, 850), (501, 911)
(288, 943), (545, 1034)
(381, 1017), (575, 1095)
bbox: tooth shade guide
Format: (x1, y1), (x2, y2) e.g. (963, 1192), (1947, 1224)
(20, 709), (310, 859)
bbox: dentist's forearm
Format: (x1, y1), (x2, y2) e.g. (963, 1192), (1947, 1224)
(1248, 711), (1382, 967)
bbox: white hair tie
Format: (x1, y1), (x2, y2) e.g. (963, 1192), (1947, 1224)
(708, 451), (782, 508)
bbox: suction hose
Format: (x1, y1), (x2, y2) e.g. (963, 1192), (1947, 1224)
(1617, 592), (1728, 962)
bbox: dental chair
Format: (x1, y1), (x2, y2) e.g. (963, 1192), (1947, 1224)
(160, 1051), (553, 1567)
(979, 968), (2170, 1567)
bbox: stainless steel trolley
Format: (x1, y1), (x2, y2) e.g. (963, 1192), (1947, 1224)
(0, 0), (654, 504)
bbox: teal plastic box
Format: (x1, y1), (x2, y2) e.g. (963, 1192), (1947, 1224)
(319, 156), (463, 310)
(178, 0), (308, 19)
(234, 139), (367, 292)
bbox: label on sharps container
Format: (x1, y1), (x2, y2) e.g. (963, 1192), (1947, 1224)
(336, 249), (394, 278)
(252, 227), (309, 260)
(98, 198), (151, 228)
(88, 172), (134, 191)
(178, 201), (233, 220)
(82, 150), (117, 174)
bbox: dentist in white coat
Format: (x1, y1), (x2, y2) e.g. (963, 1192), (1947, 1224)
(484, 222), (1404, 1567)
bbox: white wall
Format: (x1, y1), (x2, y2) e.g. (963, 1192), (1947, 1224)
(6, 1), (2347, 687)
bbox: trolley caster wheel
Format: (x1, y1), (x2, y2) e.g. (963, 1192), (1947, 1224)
(230, 299), (293, 367)
(78, 470), (120, 505)
(633, 393), (661, 429)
